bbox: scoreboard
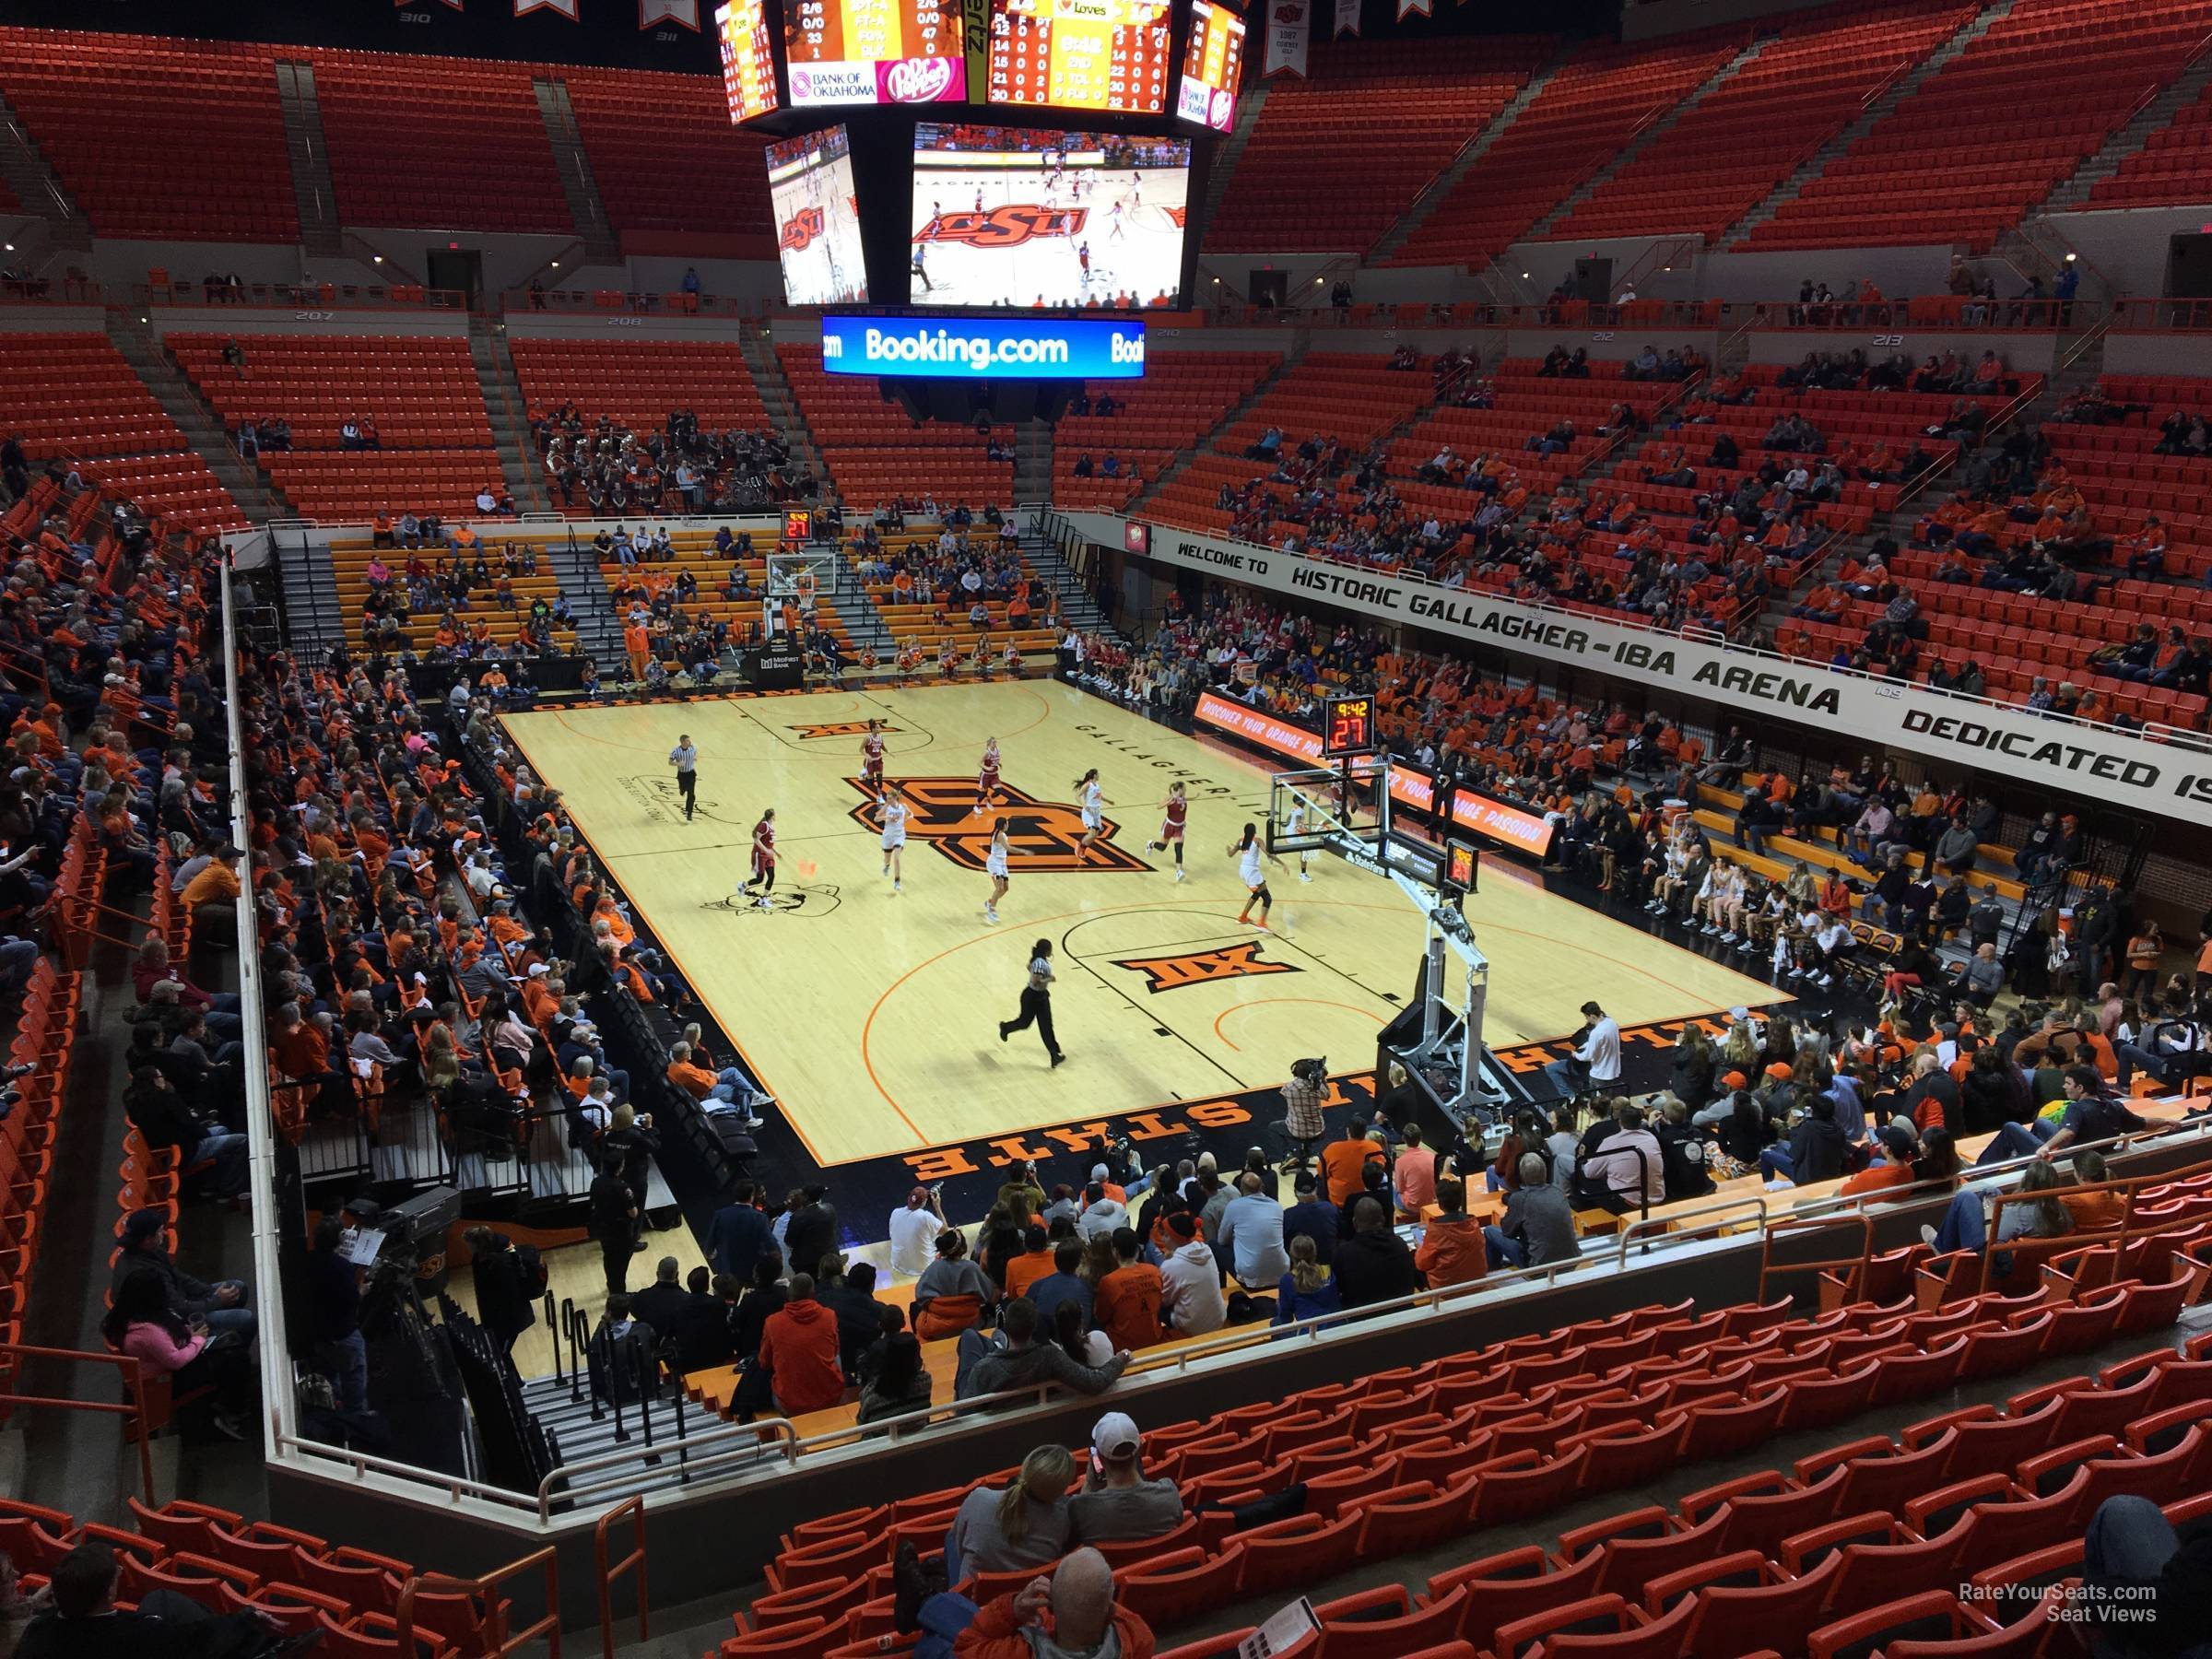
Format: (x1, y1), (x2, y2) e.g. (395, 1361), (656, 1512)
(1176, 0), (1245, 131)
(783, 0), (968, 105)
(984, 0), (1174, 115)
(718, 0), (782, 122)
(1322, 693), (1377, 758)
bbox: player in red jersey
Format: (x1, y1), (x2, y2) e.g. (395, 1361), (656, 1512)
(741, 808), (778, 909)
(860, 718), (886, 791)
(1146, 780), (1189, 881)
(973, 735), (1003, 817)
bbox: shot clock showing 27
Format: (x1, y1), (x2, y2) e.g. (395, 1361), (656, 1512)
(1323, 694), (1376, 759)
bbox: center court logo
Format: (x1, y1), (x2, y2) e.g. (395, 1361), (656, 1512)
(844, 776), (1147, 873)
(779, 208), (825, 252)
(789, 720), (900, 740)
(1111, 941), (1300, 994)
(914, 205), (1088, 250)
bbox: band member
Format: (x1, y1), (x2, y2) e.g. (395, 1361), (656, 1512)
(1146, 781), (1188, 881)
(974, 736), (1003, 817)
(668, 733), (697, 822)
(742, 808), (778, 908)
(997, 938), (1064, 1066)
(985, 818), (1010, 924)
(1230, 821), (1280, 930)
(861, 718), (886, 791)
(879, 788), (910, 894)
(1073, 768), (1111, 855)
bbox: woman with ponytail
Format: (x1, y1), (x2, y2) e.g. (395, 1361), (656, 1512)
(943, 1442), (1077, 1583)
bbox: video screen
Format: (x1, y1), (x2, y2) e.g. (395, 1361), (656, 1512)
(769, 126), (870, 306)
(1178, 0), (1247, 132)
(983, 0), (1173, 115)
(910, 124), (1189, 310)
(784, 0), (967, 106)
(716, 0), (781, 124)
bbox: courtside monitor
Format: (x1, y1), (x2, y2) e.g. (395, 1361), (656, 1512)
(818, 313), (1146, 378)
(910, 124), (1188, 309)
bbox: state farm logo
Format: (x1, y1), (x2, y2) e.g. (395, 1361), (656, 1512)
(885, 55), (955, 101)
(780, 207), (825, 252)
(916, 205), (1088, 249)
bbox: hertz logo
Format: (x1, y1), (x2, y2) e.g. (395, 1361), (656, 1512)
(915, 204), (1088, 250)
(1111, 941), (1300, 994)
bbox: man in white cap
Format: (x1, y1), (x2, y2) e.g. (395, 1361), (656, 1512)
(1069, 1411), (1184, 1544)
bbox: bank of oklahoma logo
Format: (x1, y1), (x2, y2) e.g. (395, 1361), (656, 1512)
(842, 776), (1147, 873)
(1112, 940), (1300, 994)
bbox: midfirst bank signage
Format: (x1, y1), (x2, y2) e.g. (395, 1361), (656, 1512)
(1070, 512), (2212, 830)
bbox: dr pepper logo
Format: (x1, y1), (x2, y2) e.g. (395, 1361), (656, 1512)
(883, 56), (959, 102)
(780, 208), (825, 253)
(915, 205), (1088, 250)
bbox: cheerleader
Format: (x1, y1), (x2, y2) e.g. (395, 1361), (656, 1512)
(984, 818), (1010, 924)
(936, 637), (957, 681)
(878, 788), (910, 893)
(971, 630), (993, 681)
(741, 807), (778, 908)
(1001, 640), (1023, 680)
(1283, 792), (1315, 883)
(1073, 768), (1111, 854)
(1145, 781), (1189, 881)
(972, 736), (1003, 817)
(896, 636), (923, 686)
(860, 718), (886, 793)
(1230, 821), (1281, 930)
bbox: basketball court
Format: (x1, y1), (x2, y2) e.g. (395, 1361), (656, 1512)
(498, 681), (1783, 1172)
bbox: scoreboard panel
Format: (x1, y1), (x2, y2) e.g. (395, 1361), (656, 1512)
(784, 0), (969, 105)
(984, 0), (1174, 115)
(717, 0), (782, 123)
(1176, 0), (1245, 131)
(1322, 693), (1377, 758)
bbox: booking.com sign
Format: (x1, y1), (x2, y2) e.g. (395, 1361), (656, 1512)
(818, 315), (1147, 380)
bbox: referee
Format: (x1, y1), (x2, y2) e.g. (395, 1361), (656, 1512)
(669, 733), (698, 821)
(997, 939), (1065, 1067)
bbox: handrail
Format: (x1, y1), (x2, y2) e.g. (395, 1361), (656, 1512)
(1756, 1211), (1875, 1304)
(592, 1498), (648, 1659)
(1747, 29), (1935, 235)
(1979, 1158), (2209, 1296)
(397, 1547), (560, 1659)
(0, 1345), (157, 1502)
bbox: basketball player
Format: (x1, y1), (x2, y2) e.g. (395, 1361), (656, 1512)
(984, 819), (1010, 924)
(1283, 792), (1315, 883)
(668, 733), (698, 822)
(1108, 199), (1125, 241)
(1230, 821), (1281, 930)
(742, 807), (778, 909)
(860, 718), (886, 793)
(878, 788), (910, 893)
(973, 735), (1003, 817)
(1077, 242), (1092, 283)
(996, 938), (1064, 1066)
(1146, 781), (1188, 881)
(1073, 767), (1112, 854)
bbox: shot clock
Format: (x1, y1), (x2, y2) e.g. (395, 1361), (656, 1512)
(1322, 694), (1376, 759)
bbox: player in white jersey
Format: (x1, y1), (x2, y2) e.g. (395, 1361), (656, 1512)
(1230, 821), (1282, 930)
(1283, 794), (1315, 882)
(1108, 199), (1125, 241)
(984, 819), (1010, 924)
(1072, 768), (1112, 855)
(878, 790), (910, 892)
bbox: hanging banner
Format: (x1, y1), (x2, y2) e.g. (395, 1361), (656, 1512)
(1397, 0), (1430, 17)
(641, 0), (700, 25)
(1265, 0), (1310, 77)
(514, 0), (581, 18)
(1334, 0), (1360, 37)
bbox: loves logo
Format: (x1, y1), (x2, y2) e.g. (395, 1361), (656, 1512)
(842, 776), (1147, 873)
(884, 55), (957, 101)
(1112, 940), (1300, 994)
(916, 205), (1088, 250)
(780, 207), (826, 253)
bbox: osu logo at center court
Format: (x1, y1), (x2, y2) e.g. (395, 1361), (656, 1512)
(780, 208), (825, 253)
(1112, 941), (1300, 995)
(915, 205), (1088, 250)
(844, 776), (1146, 873)
(791, 721), (900, 740)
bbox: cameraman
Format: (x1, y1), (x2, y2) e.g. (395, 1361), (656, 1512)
(1275, 1056), (1328, 1171)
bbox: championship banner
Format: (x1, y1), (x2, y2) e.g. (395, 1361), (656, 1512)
(1065, 511), (2212, 830)
(1264, 0), (1310, 77)
(514, 0), (581, 18)
(1334, 0), (1361, 37)
(641, 0), (701, 27)
(1397, 0), (1430, 17)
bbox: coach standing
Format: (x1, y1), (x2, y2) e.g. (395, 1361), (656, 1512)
(669, 733), (698, 821)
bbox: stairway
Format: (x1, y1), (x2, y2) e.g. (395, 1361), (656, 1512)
(1524, 36), (1771, 242)
(542, 533), (626, 672)
(516, 1373), (724, 1500)
(2042, 47), (2212, 211)
(1013, 416), (1053, 504)
(465, 313), (550, 515)
(1018, 527), (1110, 633)
(826, 547), (896, 658)
(1196, 82), (1270, 234)
(272, 60), (343, 257)
(1124, 338), (1307, 515)
(266, 523), (349, 654)
(533, 79), (619, 264)
(739, 328), (830, 497)
(105, 312), (294, 526)
(1722, 0), (2018, 248)
(1369, 58), (1566, 262)
(0, 88), (89, 248)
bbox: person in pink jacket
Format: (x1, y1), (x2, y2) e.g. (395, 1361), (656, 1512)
(101, 1268), (253, 1441)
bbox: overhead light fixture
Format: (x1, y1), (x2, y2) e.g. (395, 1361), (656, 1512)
(551, 260), (560, 268)
(2065, 252), (2078, 263)
(372, 254), (383, 265)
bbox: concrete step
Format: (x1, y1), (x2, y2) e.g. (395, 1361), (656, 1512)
(0, 86), (83, 231)
(1370, 53), (1567, 263)
(1125, 339), (1307, 515)
(1196, 80), (1271, 233)
(272, 60), (343, 256)
(106, 313), (291, 526)
(2044, 46), (2212, 211)
(466, 316), (551, 514)
(533, 77), (618, 259)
